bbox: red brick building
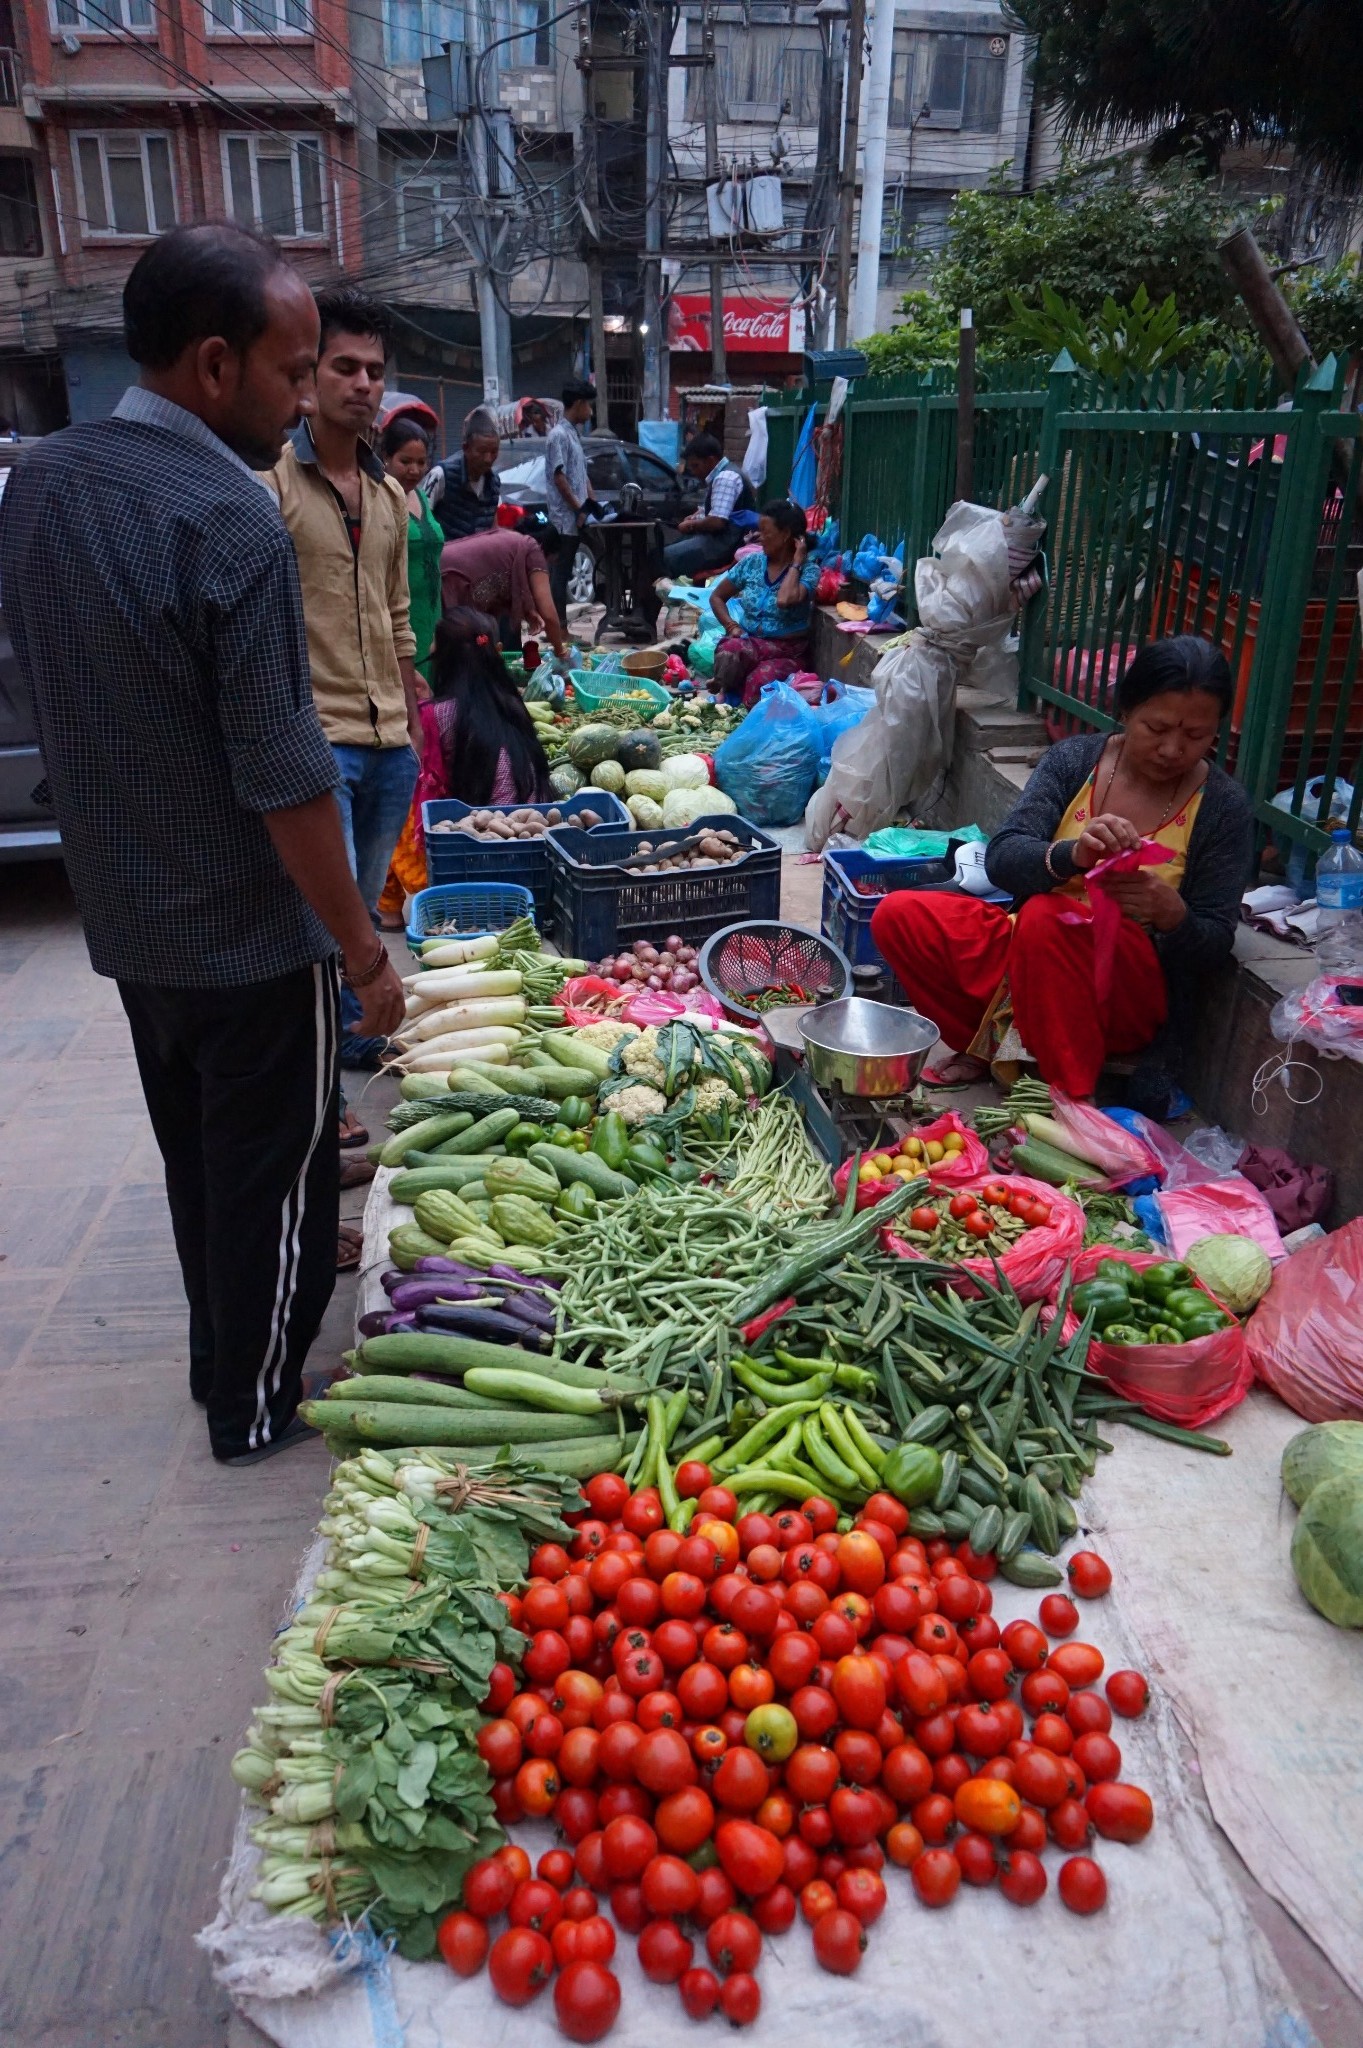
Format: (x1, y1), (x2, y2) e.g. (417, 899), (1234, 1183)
(6, 0), (361, 419)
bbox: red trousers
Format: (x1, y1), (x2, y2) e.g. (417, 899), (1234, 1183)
(869, 889), (1168, 1098)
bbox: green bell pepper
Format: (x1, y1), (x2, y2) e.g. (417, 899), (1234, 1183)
(1072, 1279), (1132, 1328)
(627, 1138), (670, 1177)
(1095, 1258), (1138, 1289)
(548, 1124), (577, 1147)
(667, 1159), (702, 1185)
(592, 1110), (631, 1173)
(881, 1441), (944, 1507)
(557, 1095), (592, 1130)
(505, 1120), (549, 1156)
(1180, 1310), (1232, 1340)
(1163, 1287), (1213, 1328)
(1144, 1322), (1185, 1344)
(1135, 1260), (1191, 1303)
(1102, 1323), (1147, 1346)
(555, 1181), (598, 1220)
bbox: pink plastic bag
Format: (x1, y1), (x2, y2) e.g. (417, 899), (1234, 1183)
(832, 1113), (990, 1211)
(1070, 1247), (1252, 1429)
(882, 1175), (1084, 1303)
(1245, 1218), (1363, 1422)
(1058, 840), (1175, 1001)
(1155, 1175), (1286, 1264)
(1049, 1091), (1162, 1188)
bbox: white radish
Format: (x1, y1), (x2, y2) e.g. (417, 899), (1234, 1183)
(393, 1025), (520, 1058)
(404, 966), (521, 1002)
(414, 935), (499, 969)
(408, 996), (526, 1041)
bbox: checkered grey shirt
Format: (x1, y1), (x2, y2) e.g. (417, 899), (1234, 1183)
(0, 388), (341, 987)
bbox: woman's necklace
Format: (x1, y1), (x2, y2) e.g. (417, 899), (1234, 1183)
(1097, 737), (1203, 832)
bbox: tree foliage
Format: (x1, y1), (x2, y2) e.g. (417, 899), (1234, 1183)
(1002, 282), (1218, 374)
(1006, 0), (1363, 185)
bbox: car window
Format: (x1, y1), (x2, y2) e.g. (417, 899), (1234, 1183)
(500, 456), (546, 492)
(588, 447), (625, 490)
(630, 451), (680, 489)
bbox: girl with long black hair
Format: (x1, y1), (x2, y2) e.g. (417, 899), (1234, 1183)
(427, 606), (554, 804)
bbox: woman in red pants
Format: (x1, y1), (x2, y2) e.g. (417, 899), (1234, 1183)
(870, 637), (1254, 1102)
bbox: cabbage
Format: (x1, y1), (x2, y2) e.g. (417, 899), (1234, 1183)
(1282, 1422), (1363, 1507)
(624, 769), (668, 804)
(626, 793), (664, 828)
(1290, 1473), (1363, 1625)
(662, 788), (738, 828)
(591, 760), (627, 794)
(660, 753), (711, 792)
(1183, 1234), (1272, 1314)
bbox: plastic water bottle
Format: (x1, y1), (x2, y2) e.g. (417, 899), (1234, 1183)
(1316, 828), (1363, 965)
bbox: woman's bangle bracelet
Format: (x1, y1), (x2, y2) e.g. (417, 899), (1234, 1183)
(1044, 840), (1070, 882)
(342, 940), (389, 990)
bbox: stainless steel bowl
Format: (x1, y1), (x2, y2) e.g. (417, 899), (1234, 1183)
(798, 998), (938, 1098)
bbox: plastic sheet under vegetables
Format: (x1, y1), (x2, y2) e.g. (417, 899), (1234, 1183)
(1246, 1217), (1363, 1422)
(881, 1172), (1084, 1302)
(804, 503), (1019, 849)
(1068, 1247), (1253, 1430)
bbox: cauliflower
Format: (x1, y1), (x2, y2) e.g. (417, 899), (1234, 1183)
(573, 1020), (639, 1052)
(610, 1083), (668, 1126)
(621, 1026), (667, 1089)
(692, 1077), (740, 1116)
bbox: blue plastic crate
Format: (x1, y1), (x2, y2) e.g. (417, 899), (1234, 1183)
(422, 790), (629, 930)
(405, 882), (535, 954)
(547, 815), (781, 962)
(820, 846), (961, 976)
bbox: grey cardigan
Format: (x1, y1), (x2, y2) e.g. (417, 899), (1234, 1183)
(984, 735), (1255, 986)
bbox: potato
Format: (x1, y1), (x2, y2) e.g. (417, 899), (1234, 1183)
(577, 808), (601, 828)
(545, 808), (563, 825)
(471, 810), (494, 830)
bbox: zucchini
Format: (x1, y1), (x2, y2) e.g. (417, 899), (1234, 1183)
(301, 1401), (618, 1447)
(1010, 1135), (1102, 1187)
(528, 1142), (632, 1203)
(463, 1366), (635, 1417)
(998, 1551), (1065, 1589)
(358, 1330), (643, 1392)
(429, 1107), (522, 1157)
(380, 1110), (485, 1169)
(461, 1061), (601, 1102)
(388, 1160), (504, 1203)
(318, 1375), (509, 1410)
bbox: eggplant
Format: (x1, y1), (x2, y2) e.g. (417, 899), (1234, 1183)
(414, 1304), (552, 1348)
(495, 1290), (559, 1334)
(389, 1279), (495, 1313)
(488, 1264), (562, 1292)
(412, 1255), (488, 1282)
(358, 1310), (418, 1336)
(379, 1269), (408, 1296)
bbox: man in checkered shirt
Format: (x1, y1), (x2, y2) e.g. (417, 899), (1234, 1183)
(661, 432), (758, 580)
(0, 224), (405, 1466)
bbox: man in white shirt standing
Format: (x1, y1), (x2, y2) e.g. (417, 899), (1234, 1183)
(545, 378), (597, 629)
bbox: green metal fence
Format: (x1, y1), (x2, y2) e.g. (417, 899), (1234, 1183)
(760, 352), (1363, 856)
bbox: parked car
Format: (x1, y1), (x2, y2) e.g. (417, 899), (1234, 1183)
(0, 450), (61, 862)
(495, 433), (701, 605)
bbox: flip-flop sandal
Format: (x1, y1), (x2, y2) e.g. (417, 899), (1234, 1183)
(340, 1154), (377, 1190)
(922, 1064), (981, 1090)
(339, 1111), (369, 1149)
(336, 1224), (363, 1271)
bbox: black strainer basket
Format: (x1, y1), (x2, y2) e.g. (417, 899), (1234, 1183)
(698, 921), (852, 1023)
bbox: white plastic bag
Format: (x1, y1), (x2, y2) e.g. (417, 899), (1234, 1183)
(804, 502), (1017, 849)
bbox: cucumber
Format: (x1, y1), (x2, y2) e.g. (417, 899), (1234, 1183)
(462, 1062), (600, 1102)
(301, 1401), (618, 1448)
(998, 1551), (1066, 1588)
(1010, 1135), (1099, 1187)
(388, 1160), (504, 1203)
(358, 1330), (643, 1392)
(427, 1107), (522, 1158)
(448, 1067), (510, 1095)
(399, 1074), (454, 1100)
(318, 1376), (511, 1410)
(380, 1110), (485, 1168)
(463, 1366), (635, 1418)
(540, 1031), (613, 1080)
(528, 1142), (632, 1203)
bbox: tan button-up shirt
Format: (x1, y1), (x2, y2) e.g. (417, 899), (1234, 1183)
(265, 422), (417, 749)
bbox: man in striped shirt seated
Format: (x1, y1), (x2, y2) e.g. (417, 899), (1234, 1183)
(661, 432), (758, 580)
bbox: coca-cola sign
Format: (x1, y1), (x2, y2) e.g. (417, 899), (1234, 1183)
(668, 294), (805, 353)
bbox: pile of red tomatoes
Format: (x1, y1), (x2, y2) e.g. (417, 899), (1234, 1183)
(436, 1469), (1155, 2038)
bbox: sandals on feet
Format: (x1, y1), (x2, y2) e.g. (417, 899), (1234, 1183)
(337, 1223), (363, 1271)
(339, 1107), (369, 1149)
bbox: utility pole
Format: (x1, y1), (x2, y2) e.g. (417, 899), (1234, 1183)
(850, 0), (893, 341)
(832, 0), (867, 348)
(640, 0), (668, 421)
(699, 0), (727, 383)
(803, 0), (846, 341)
(588, 259), (609, 419)
(465, 0), (513, 406)
(954, 308), (975, 501)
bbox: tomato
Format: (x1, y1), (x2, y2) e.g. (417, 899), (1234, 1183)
(487, 1926), (554, 2007)
(770, 1508), (810, 1550)
(572, 1518), (610, 1560)
(720, 1971), (761, 2026)
(1038, 1592), (1081, 1639)
(558, 1882), (597, 1924)
(536, 1847), (575, 1892)
(508, 1879), (562, 1934)
(608, 1881), (646, 1933)
(998, 1847), (1047, 1907)
(960, 1210), (992, 1239)
(744, 1702), (799, 1765)
(799, 1876), (837, 1923)
(589, 1552), (634, 1606)
(894, 1649), (948, 1718)
(1067, 1550), (1113, 1599)
(655, 1784), (715, 1856)
(637, 1917), (694, 1985)
(810, 1905), (865, 1975)
(981, 1181), (1011, 1206)
(692, 1482), (736, 1522)
(705, 1908), (761, 1975)
(833, 1728), (883, 1788)
(679, 1966), (721, 2021)
(780, 1741), (836, 1807)
(522, 1581), (571, 1633)
(673, 1459), (712, 1501)
(574, 1830), (607, 1891)
(555, 1727), (599, 1792)
(957, 1611), (1001, 1654)
(877, 1820), (919, 1871)
(600, 1814), (657, 1882)
(553, 1958), (621, 2043)
(763, 1631), (818, 1697)
(598, 1783), (651, 1830)
(1048, 1641), (1104, 1688)
(1031, 1712), (1074, 1756)
(597, 1720), (642, 1783)
(735, 1511), (777, 1556)
(1018, 1667), (1068, 1718)
(515, 1758), (560, 1817)
(935, 1572), (982, 1622)
(1105, 1669), (1151, 1718)
(1072, 1731), (1122, 1783)
(878, 1739), (932, 1806)
(526, 1710), (565, 1760)
(636, 1727), (697, 1796)
(712, 1745), (770, 1814)
(1047, 1796), (1093, 1852)
(912, 1711), (958, 1760)
(1086, 1780), (1154, 1843)
(671, 1659), (722, 1722)
(523, 1630), (571, 1686)
(693, 1865), (737, 1927)
(1058, 1754), (1087, 1802)
(953, 1823), (1002, 1886)
(715, 1817), (785, 1898)
(909, 1846), (960, 1908)
(822, 1651), (882, 1732)
(836, 1531), (886, 1596)
(615, 1576), (662, 1630)
(1066, 1689), (1113, 1736)
(948, 1192), (978, 1219)
(623, 1488), (665, 1537)
(953, 1777), (1022, 1837)
(965, 1647), (1012, 1702)
(835, 1867), (887, 1927)
(955, 1701), (1010, 1759)
(729, 1664), (775, 1713)
(531, 1539), (571, 1583)
(912, 1614), (960, 1658)
(1059, 1854), (1108, 1915)
(730, 1582), (781, 1642)
(436, 1909), (488, 1976)
(789, 1684), (839, 1741)
(1000, 1619), (1049, 1671)
(554, 1671), (605, 1730)
(617, 1646), (665, 1699)
(1012, 1747), (1069, 1810)
(552, 1918), (583, 1968)
(584, 1471), (628, 1520)
(475, 1718), (522, 1779)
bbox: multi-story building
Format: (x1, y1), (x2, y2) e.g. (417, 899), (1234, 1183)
(8, 0), (361, 419)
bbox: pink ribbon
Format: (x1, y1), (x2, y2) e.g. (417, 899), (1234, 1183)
(1058, 838), (1175, 1002)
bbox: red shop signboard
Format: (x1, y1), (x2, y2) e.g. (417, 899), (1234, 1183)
(668, 295), (806, 354)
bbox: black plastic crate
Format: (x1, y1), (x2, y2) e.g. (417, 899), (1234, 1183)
(422, 790), (628, 929)
(547, 815), (781, 960)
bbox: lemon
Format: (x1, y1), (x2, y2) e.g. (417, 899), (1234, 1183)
(924, 1140), (945, 1163)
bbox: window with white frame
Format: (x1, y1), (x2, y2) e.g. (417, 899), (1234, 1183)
(396, 168), (464, 254)
(890, 30), (1009, 132)
(52, 0), (152, 30)
(222, 132), (325, 239)
(206, 0), (311, 35)
(75, 131), (176, 237)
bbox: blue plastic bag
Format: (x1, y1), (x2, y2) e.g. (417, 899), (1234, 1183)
(789, 407), (818, 509)
(713, 680), (822, 826)
(810, 680), (875, 778)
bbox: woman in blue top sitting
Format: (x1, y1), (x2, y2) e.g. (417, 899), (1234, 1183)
(710, 499), (821, 706)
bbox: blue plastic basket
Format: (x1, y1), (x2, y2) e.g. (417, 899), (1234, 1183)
(406, 882), (535, 954)
(546, 815), (781, 961)
(819, 846), (962, 976)
(422, 790), (629, 929)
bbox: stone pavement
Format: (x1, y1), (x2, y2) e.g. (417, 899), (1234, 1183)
(0, 862), (389, 2048)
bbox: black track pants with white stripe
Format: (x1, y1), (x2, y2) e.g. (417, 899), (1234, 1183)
(118, 960), (341, 1459)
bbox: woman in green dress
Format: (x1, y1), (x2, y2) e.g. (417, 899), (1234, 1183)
(376, 418), (445, 924)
